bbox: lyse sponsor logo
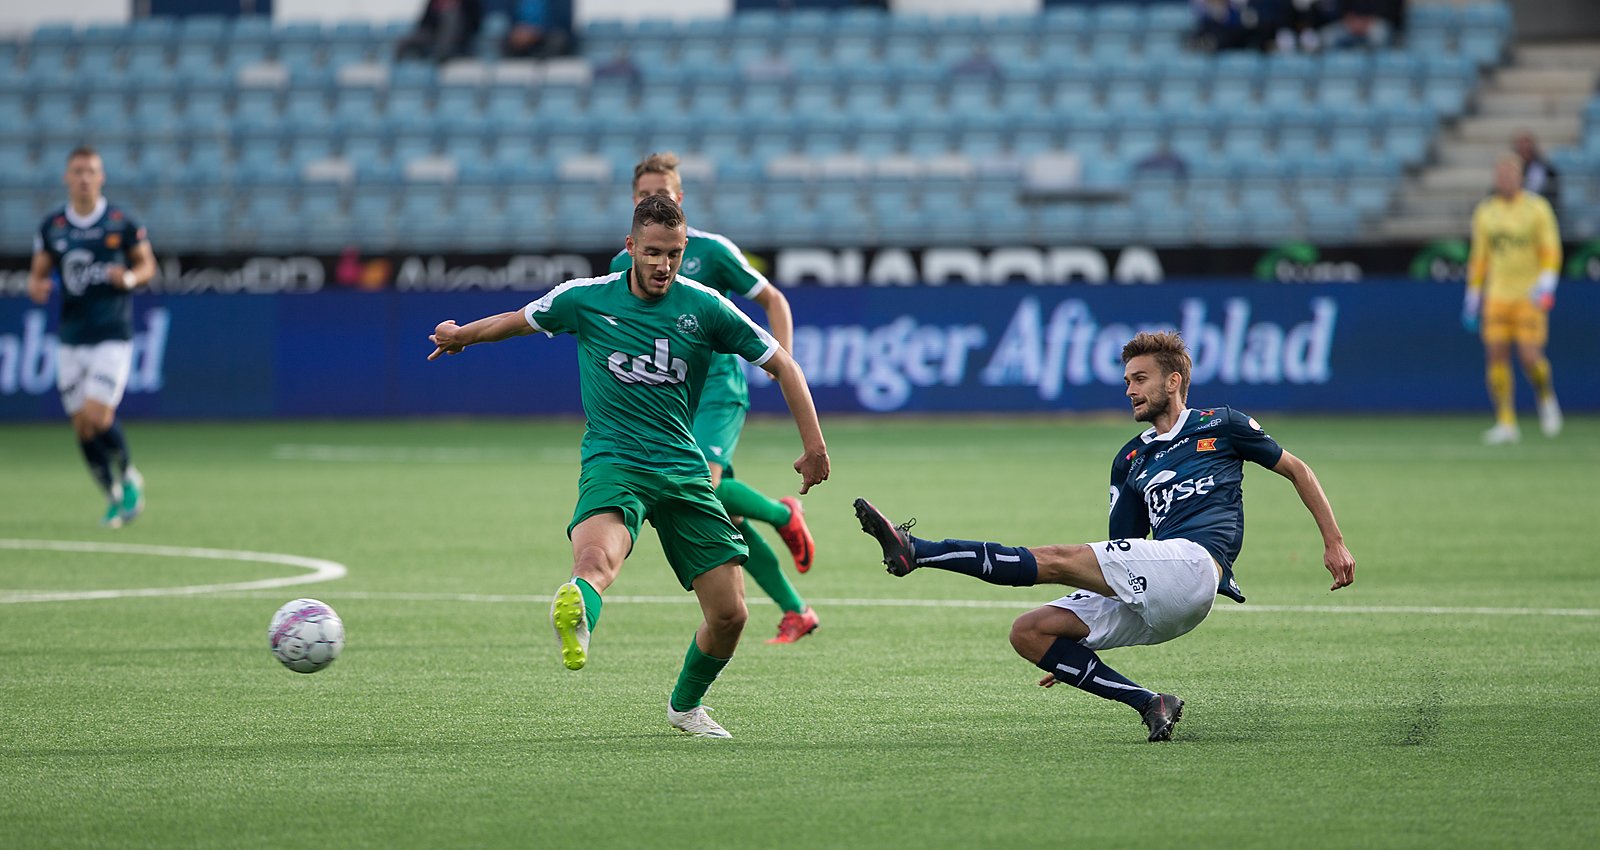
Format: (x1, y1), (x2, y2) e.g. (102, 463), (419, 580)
(1141, 471), (1216, 529)
(607, 339), (686, 386)
(774, 246), (1165, 286)
(0, 308), (169, 396)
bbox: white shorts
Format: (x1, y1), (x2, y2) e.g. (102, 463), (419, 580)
(1046, 538), (1219, 651)
(57, 341), (133, 415)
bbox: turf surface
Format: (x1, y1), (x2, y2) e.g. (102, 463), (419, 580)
(3, 415), (1597, 848)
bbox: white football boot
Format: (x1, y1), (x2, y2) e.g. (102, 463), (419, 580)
(667, 701), (732, 739)
(1482, 423), (1521, 445)
(1538, 396), (1563, 438)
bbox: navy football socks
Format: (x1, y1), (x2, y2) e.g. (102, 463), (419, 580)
(907, 535), (1039, 587)
(1037, 637), (1156, 710)
(78, 435), (115, 497)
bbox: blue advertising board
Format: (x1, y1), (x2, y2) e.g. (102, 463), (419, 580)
(2, 281), (1596, 420)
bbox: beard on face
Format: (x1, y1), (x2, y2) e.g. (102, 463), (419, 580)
(1133, 386), (1171, 423)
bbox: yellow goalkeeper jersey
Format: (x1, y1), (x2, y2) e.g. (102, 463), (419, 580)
(1467, 191), (1561, 301)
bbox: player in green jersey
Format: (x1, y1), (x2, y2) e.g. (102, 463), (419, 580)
(611, 152), (820, 645)
(28, 146), (157, 528)
(428, 196), (830, 738)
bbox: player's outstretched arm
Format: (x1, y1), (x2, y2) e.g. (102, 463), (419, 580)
(427, 311), (534, 360)
(759, 348), (829, 494)
(1271, 449), (1355, 590)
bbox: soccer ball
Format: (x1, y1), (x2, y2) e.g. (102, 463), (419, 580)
(268, 598), (345, 673)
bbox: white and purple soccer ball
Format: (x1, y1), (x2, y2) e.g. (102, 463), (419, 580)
(268, 598), (344, 673)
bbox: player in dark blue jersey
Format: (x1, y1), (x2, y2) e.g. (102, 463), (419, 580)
(27, 146), (157, 528)
(855, 331), (1354, 742)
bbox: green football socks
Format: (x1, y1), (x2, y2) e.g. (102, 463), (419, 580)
(737, 519), (805, 614)
(669, 637), (731, 712)
(575, 577), (602, 632)
(716, 478), (791, 527)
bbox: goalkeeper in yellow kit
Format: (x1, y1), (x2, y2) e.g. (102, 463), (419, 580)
(1463, 154), (1563, 444)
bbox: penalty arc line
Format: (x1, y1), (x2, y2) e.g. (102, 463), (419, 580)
(0, 539), (347, 603)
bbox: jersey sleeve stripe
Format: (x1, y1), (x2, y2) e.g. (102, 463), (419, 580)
(522, 272), (622, 337)
(677, 275), (780, 360)
(689, 226), (771, 296)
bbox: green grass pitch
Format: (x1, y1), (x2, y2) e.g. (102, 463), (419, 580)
(3, 415), (1598, 849)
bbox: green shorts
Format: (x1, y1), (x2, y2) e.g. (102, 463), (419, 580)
(569, 464), (748, 591)
(693, 400), (748, 475)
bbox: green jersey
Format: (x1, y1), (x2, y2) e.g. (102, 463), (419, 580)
(524, 271), (780, 477)
(609, 226), (772, 409)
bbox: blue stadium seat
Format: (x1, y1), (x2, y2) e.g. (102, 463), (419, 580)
(1049, 79), (1097, 113)
(1458, 26), (1506, 67)
(385, 86), (431, 120)
(1369, 76), (1417, 110)
(1316, 74), (1366, 108)
(284, 89), (331, 126)
(277, 41), (324, 70)
(173, 42), (219, 76)
(123, 43), (168, 76)
(945, 78), (996, 115)
(435, 85), (480, 121)
(74, 46), (120, 78)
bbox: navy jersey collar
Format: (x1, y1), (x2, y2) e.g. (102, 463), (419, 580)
(1138, 408), (1193, 444)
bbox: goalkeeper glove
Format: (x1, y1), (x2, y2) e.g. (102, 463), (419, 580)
(1532, 270), (1557, 310)
(1462, 289), (1481, 333)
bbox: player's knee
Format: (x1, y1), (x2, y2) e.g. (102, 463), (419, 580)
(1008, 612), (1048, 663)
(707, 601), (747, 635)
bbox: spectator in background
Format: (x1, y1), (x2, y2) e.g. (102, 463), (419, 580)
(592, 49), (642, 86)
(1192, 0), (1258, 52)
(396, 0), (483, 63)
(949, 45), (1002, 79)
(1322, 0), (1395, 50)
(502, 0), (575, 59)
(1513, 131), (1562, 211)
(1262, 0), (1341, 53)
(1133, 143), (1190, 179)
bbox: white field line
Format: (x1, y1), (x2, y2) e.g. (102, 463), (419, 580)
(167, 590), (1600, 618)
(271, 444), (565, 463)
(0, 539), (347, 603)
(4, 542), (1595, 618)
(267, 441), (1600, 468)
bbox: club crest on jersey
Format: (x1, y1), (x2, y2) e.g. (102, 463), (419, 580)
(675, 314), (700, 335)
(681, 257), (702, 276)
(105, 233), (121, 249)
(1197, 438), (1217, 452)
(608, 338), (687, 386)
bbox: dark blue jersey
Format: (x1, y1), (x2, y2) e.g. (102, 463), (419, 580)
(1107, 406), (1284, 603)
(34, 199), (149, 345)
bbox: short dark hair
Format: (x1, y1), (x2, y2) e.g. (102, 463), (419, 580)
(632, 194), (685, 233)
(1122, 331), (1192, 398)
(66, 146), (99, 163)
